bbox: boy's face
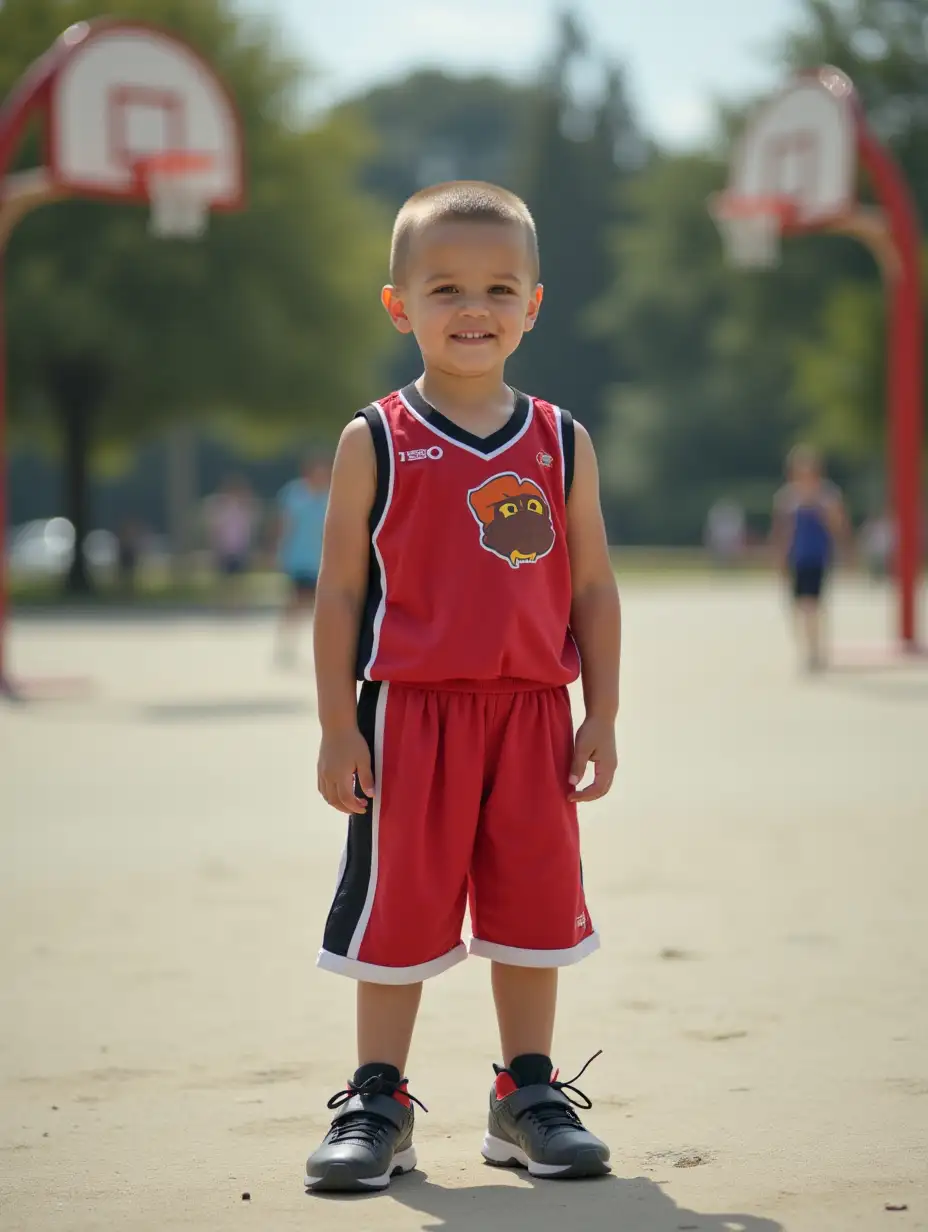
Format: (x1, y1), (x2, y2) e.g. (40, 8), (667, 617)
(791, 459), (821, 486)
(382, 221), (542, 377)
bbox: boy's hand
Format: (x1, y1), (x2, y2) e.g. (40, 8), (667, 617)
(569, 716), (617, 803)
(318, 727), (375, 815)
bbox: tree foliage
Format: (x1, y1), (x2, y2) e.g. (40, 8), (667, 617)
(3, 0), (390, 442)
(2, 0), (390, 585)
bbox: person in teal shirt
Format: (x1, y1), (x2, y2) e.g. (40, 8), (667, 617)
(275, 456), (330, 664)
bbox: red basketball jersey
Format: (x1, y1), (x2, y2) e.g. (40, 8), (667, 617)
(355, 383), (580, 686)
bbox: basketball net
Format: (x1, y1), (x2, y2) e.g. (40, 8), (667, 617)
(134, 152), (214, 239)
(710, 195), (798, 270)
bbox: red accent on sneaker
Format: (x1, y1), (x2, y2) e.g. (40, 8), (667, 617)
(393, 1080), (411, 1109)
(552, 1068), (560, 1082)
(495, 1071), (518, 1100)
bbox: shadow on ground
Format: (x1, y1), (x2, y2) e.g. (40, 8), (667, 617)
(140, 697), (311, 721)
(314, 1171), (783, 1232)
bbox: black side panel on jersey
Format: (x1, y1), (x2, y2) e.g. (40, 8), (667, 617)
(559, 408), (576, 502)
(354, 406), (392, 680)
(321, 680), (381, 957)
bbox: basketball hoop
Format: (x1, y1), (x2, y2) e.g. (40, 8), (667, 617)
(710, 194), (799, 269)
(133, 152), (215, 238)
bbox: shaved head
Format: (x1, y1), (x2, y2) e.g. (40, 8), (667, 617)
(390, 180), (539, 285)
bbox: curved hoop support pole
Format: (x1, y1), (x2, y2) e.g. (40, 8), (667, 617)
(0, 170), (64, 247)
(826, 206), (903, 284)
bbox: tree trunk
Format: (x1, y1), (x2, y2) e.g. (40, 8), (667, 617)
(166, 424), (198, 582)
(48, 357), (106, 596)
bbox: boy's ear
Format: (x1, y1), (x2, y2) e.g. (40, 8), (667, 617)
(382, 286), (413, 334)
(523, 284), (544, 332)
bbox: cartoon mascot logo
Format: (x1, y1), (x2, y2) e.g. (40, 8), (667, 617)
(467, 472), (556, 568)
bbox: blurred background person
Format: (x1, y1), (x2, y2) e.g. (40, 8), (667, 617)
(860, 509), (894, 582)
(206, 474), (258, 609)
(274, 455), (330, 665)
(771, 445), (852, 673)
(116, 517), (144, 596)
(704, 497), (747, 569)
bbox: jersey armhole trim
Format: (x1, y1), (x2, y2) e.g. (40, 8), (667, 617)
(557, 408), (575, 502)
(355, 406), (390, 531)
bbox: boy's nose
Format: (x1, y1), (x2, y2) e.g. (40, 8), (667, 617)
(459, 299), (490, 317)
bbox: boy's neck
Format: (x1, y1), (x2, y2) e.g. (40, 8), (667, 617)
(417, 367), (512, 417)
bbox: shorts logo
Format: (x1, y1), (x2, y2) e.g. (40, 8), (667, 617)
(398, 446), (443, 462)
(576, 913), (587, 930)
(537, 451), (554, 468)
(467, 472), (556, 568)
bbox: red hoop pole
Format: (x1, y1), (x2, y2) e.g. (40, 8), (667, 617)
(0, 30), (75, 694)
(855, 108), (924, 649)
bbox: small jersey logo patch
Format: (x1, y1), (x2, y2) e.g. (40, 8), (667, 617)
(536, 451), (554, 468)
(576, 913), (587, 930)
(467, 472), (556, 569)
(398, 446), (443, 462)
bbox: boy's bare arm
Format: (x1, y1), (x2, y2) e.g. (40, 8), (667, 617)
(566, 424), (621, 803)
(313, 418), (377, 815)
(828, 491), (854, 562)
(770, 492), (789, 568)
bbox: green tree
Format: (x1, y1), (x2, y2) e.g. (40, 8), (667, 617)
(593, 0), (928, 542)
(593, 153), (809, 541)
(2, 0), (389, 591)
(509, 13), (648, 434)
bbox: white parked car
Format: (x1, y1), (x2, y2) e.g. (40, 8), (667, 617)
(8, 518), (118, 578)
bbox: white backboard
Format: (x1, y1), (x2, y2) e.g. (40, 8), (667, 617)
(48, 22), (242, 210)
(727, 69), (856, 225)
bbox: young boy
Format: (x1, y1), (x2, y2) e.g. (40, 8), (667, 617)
(306, 181), (621, 1192)
(771, 444), (851, 671)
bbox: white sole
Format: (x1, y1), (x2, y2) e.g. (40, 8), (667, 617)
(304, 1144), (417, 1191)
(481, 1133), (573, 1177)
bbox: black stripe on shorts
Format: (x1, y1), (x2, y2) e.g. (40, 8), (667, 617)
(321, 680), (381, 958)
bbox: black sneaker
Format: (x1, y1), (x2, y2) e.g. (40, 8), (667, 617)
(482, 1051), (611, 1179)
(304, 1065), (425, 1193)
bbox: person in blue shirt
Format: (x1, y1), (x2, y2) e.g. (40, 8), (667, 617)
(275, 456), (330, 664)
(771, 445), (851, 671)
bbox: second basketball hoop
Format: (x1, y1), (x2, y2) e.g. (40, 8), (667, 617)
(711, 67), (857, 268)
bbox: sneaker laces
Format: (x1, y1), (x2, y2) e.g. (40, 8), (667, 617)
(324, 1074), (427, 1148)
(498, 1050), (603, 1134)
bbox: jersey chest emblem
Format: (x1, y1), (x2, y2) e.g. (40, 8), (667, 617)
(467, 472), (556, 568)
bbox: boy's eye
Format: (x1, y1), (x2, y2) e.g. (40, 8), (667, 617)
(432, 284), (458, 295)
(489, 285), (516, 295)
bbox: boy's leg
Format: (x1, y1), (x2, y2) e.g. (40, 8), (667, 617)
(358, 980), (423, 1073)
(491, 964), (557, 1065)
(798, 598), (822, 667)
(308, 683), (479, 1193)
(793, 566), (827, 670)
(274, 576), (304, 662)
(472, 686), (609, 1179)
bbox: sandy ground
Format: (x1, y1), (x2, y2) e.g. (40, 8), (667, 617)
(2, 577), (927, 1232)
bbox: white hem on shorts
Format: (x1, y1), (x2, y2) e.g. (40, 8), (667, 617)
(468, 931), (600, 967)
(316, 941), (468, 985)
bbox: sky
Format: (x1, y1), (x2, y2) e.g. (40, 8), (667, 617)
(238, 0), (806, 146)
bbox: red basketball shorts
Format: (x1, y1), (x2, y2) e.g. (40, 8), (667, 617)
(317, 680), (598, 984)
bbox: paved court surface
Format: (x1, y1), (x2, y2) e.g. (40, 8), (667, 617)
(2, 578), (927, 1231)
